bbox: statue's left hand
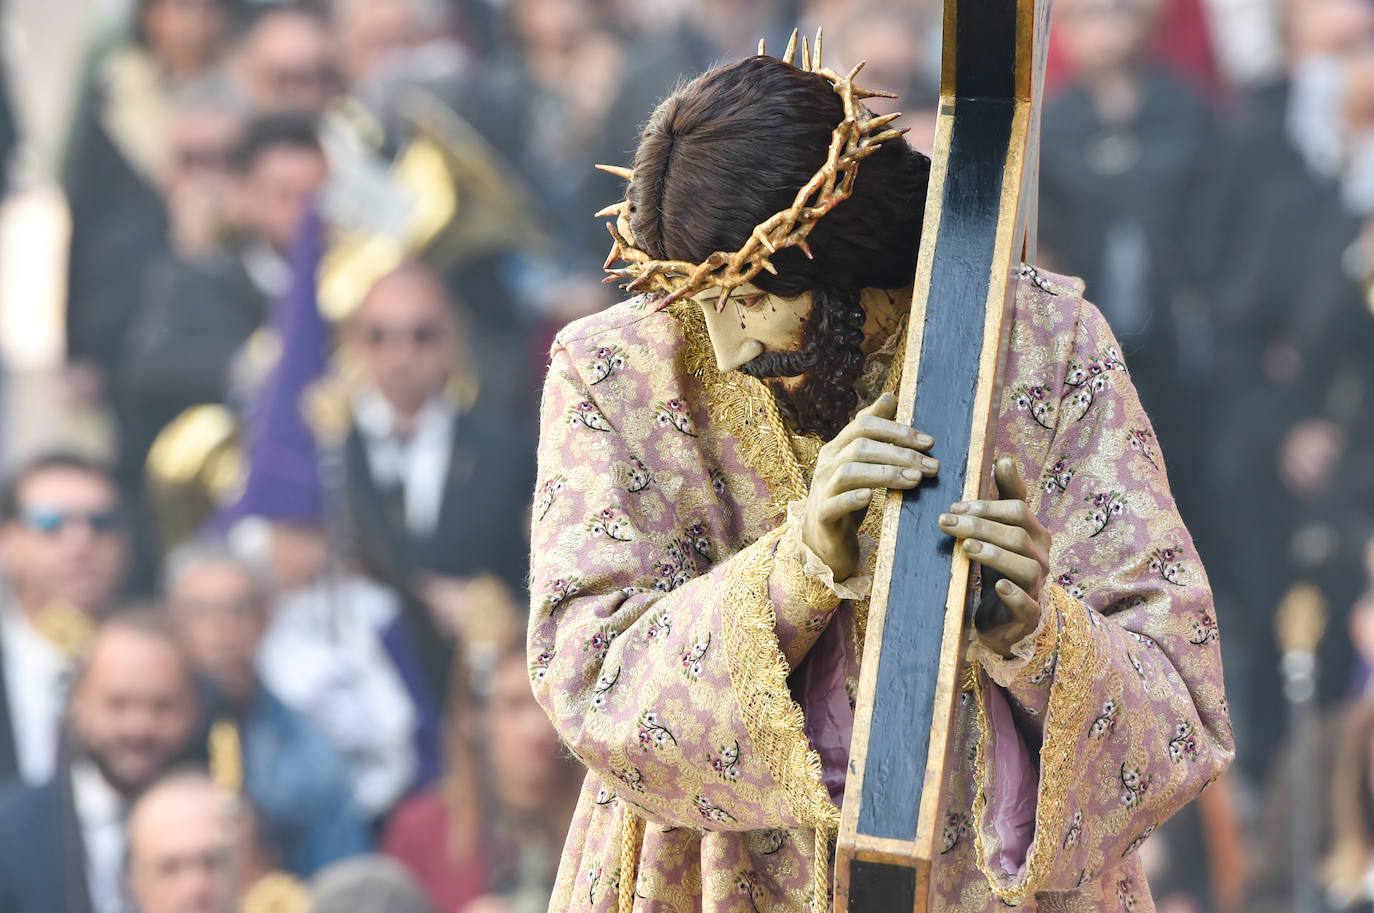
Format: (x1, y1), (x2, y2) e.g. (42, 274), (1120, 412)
(938, 456), (1052, 656)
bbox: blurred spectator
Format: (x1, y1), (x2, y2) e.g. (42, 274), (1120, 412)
(1323, 699), (1374, 912)
(248, 517), (424, 821)
(311, 855), (437, 913)
(226, 209), (438, 816)
(62, 0), (232, 406)
(1192, 0), (1374, 779)
(0, 0), (15, 195)
(122, 112), (326, 511)
(231, 6), (340, 115)
(816, 8), (941, 150)
(384, 644), (580, 913)
(0, 452), (129, 785)
(0, 613), (201, 913)
(337, 0), (449, 90)
(1037, 0), (1214, 517)
(127, 771), (309, 913)
(342, 264), (534, 651)
(165, 541), (371, 876)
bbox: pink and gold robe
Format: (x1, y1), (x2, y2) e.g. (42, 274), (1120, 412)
(528, 267), (1234, 912)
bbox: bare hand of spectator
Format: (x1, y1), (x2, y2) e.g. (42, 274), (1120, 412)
(458, 895), (515, 913)
(167, 178), (226, 257)
(1279, 417), (1345, 496)
(416, 573), (517, 644)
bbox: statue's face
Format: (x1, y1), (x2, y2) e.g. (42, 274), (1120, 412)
(691, 282), (815, 390)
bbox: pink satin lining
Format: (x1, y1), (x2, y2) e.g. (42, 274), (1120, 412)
(982, 677), (1038, 875)
(793, 620), (853, 806)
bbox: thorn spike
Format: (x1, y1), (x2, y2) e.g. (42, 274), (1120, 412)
(846, 60), (867, 82)
(594, 202), (625, 218)
(784, 28), (799, 64)
(797, 240), (814, 260)
(814, 27), (823, 69)
(758, 37), (766, 56)
(595, 163), (634, 181)
(801, 36), (811, 71)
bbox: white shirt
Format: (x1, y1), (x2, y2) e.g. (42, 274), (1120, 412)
(71, 761), (129, 913)
(256, 574), (417, 818)
(352, 392), (455, 540)
(0, 605), (70, 784)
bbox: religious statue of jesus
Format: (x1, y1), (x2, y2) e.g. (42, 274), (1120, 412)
(527, 41), (1233, 913)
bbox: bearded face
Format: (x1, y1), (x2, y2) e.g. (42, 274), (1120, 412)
(692, 285), (869, 440)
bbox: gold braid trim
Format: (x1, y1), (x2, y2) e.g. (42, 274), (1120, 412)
(618, 805), (645, 913)
(669, 300), (815, 517)
(722, 527), (840, 829)
(969, 584), (1098, 904)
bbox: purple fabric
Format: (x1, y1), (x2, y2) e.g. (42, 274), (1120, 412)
(982, 674), (1038, 877)
(793, 619), (854, 806)
(226, 207), (327, 523)
(379, 616), (442, 791)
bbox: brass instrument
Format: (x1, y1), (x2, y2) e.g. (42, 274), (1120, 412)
(146, 89), (539, 555)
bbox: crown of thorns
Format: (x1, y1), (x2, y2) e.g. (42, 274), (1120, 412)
(595, 27), (907, 311)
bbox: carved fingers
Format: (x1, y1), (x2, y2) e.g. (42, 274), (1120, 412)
(803, 392), (940, 581)
(939, 457), (1054, 655)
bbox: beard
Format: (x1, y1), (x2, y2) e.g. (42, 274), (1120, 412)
(738, 287), (868, 440)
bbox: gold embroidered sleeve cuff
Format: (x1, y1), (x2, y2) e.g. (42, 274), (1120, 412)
(782, 499), (873, 601)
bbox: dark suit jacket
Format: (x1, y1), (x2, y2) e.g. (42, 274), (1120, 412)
(346, 408), (534, 594)
(0, 775), (92, 913)
(347, 407), (535, 700)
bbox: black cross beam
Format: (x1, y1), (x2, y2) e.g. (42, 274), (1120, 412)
(833, 0), (1051, 909)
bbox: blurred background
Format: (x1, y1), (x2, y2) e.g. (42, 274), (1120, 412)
(0, 0), (1369, 910)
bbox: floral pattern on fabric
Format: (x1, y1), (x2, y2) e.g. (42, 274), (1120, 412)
(529, 267), (1232, 913)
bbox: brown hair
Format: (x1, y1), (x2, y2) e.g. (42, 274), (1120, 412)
(628, 55), (930, 298)
(1326, 700), (1374, 896)
(440, 644), (581, 864)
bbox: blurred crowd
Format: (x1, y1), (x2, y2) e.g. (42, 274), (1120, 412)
(0, 0), (1371, 910)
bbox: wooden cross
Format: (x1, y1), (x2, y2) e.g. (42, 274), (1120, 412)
(833, 0), (1052, 909)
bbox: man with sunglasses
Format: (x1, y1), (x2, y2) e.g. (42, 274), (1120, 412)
(343, 263), (534, 697)
(0, 452), (130, 789)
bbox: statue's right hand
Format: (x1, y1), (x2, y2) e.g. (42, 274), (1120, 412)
(801, 392), (939, 581)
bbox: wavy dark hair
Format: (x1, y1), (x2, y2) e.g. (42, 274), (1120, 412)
(628, 55), (930, 438)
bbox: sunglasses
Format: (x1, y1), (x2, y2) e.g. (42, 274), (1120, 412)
(19, 507), (124, 537)
(359, 323), (445, 348)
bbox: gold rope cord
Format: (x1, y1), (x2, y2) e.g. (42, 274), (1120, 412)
(619, 805), (645, 913)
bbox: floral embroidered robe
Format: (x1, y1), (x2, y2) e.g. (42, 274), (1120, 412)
(528, 267), (1234, 913)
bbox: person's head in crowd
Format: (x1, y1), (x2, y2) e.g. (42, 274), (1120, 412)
(310, 855), (436, 913)
(441, 644), (579, 861)
(1280, 0), (1374, 189)
(165, 542), (270, 708)
(1284, 0), (1374, 66)
(127, 771), (278, 913)
(163, 79), (247, 254)
(225, 112), (328, 255)
(509, 0), (592, 56)
(69, 613), (200, 798)
(344, 263), (466, 421)
(0, 452), (129, 621)
(484, 645), (572, 817)
(336, 0), (445, 88)
(234, 6), (339, 114)
(1054, 0), (1163, 80)
(822, 9), (940, 141)
(137, 0), (230, 80)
